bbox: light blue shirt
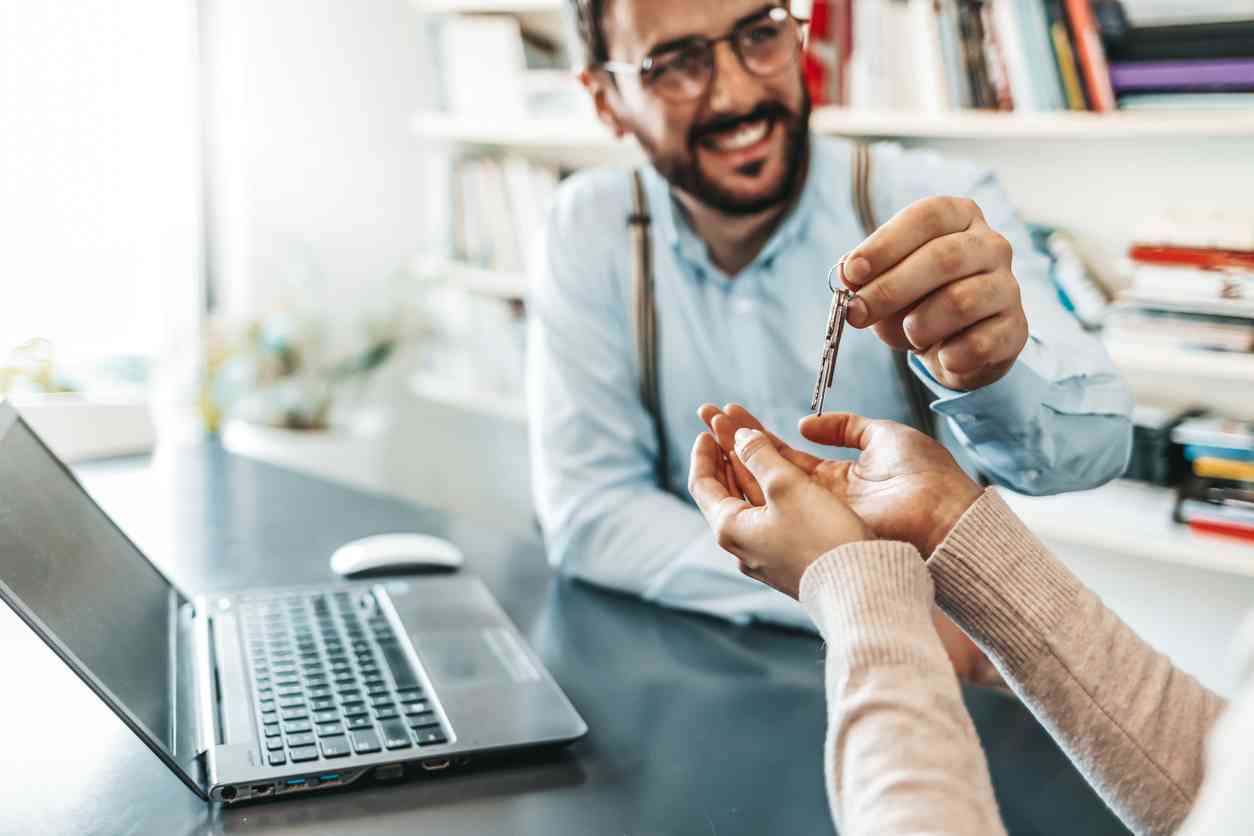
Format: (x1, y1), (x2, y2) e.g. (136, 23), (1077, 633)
(527, 135), (1132, 628)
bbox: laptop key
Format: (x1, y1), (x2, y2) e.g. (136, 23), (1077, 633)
(281, 708), (308, 722)
(345, 715), (373, 731)
(313, 710), (339, 724)
(402, 702), (429, 716)
(381, 720), (412, 750)
(349, 729), (382, 754)
(415, 728), (447, 747)
(374, 706), (398, 720)
(268, 751), (287, 767)
(311, 697), (336, 711)
(369, 694), (394, 708)
(341, 700), (366, 714)
(289, 745), (319, 763)
(286, 732), (316, 747)
(395, 689), (425, 703)
(316, 722), (344, 737)
(308, 686), (333, 699)
(266, 737), (285, 752)
(406, 712), (436, 728)
(278, 697), (304, 709)
(320, 735), (352, 758)
(379, 642), (420, 690)
(284, 721), (312, 734)
(264, 724), (282, 738)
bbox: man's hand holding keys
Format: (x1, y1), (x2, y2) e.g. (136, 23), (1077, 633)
(841, 196), (1029, 391)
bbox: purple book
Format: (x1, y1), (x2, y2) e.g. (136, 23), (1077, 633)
(1110, 59), (1254, 92)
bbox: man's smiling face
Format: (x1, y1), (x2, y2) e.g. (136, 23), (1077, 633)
(594, 0), (811, 215)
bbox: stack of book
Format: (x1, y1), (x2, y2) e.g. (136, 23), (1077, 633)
(1173, 415), (1254, 543)
(441, 155), (561, 278)
(815, 0), (1122, 112)
(1104, 215), (1254, 354)
(1104, 9), (1254, 110)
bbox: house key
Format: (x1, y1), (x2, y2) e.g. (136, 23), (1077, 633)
(810, 264), (855, 416)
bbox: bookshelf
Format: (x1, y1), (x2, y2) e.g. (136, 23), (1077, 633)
(413, 106), (1254, 149)
(1001, 480), (1254, 579)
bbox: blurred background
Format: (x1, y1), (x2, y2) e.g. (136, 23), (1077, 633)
(2, 0), (1253, 690)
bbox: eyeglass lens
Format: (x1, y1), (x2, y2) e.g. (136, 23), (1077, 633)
(643, 13), (802, 102)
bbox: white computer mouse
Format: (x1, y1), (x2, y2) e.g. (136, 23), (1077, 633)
(329, 533), (464, 577)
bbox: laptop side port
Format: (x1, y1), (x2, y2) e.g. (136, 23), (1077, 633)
(251, 784), (274, 797)
(317, 773), (341, 786)
(374, 763), (404, 781)
(421, 758), (451, 771)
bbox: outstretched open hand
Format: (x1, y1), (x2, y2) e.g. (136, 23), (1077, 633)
(696, 404), (982, 557)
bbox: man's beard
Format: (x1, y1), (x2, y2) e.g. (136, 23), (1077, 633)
(644, 88), (811, 217)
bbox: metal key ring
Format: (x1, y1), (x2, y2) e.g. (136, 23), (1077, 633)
(827, 261), (851, 294)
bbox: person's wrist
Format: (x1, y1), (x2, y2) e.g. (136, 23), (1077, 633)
(921, 478), (983, 557)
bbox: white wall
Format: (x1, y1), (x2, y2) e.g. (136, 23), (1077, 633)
(203, 0), (433, 319)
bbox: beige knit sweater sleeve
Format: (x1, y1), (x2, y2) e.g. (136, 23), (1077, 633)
(799, 488), (1228, 836)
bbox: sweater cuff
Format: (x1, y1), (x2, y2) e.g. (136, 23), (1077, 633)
(927, 488), (1082, 676)
(799, 541), (938, 672)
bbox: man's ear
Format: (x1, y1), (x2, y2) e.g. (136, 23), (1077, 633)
(578, 67), (629, 139)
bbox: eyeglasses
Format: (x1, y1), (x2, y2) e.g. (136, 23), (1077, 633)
(600, 6), (809, 104)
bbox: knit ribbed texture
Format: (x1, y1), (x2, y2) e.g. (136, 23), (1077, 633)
(800, 541), (938, 673)
(928, 488), (1082, 676)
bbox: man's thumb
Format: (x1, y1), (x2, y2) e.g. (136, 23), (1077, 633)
(734, 429), (798, 499)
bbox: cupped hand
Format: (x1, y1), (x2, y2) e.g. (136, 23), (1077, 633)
(697, 403), (982, 558)
(687, 427), (872, 600)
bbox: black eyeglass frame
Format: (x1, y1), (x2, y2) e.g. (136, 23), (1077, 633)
(598, 6), (811, 101)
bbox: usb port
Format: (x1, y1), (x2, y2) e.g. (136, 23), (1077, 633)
(285, 778), (306, 787)
(318, 773), (340, 784)
(421, 758), (451, 771)
(251, 784), (273, 796)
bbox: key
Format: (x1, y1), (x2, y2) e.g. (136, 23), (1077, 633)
(810, 271), (854, 416)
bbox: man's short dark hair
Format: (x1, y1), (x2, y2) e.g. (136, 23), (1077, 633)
(568, 0), (609, 67)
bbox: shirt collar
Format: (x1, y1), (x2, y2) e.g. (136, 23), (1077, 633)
(641, 132), (826, 281)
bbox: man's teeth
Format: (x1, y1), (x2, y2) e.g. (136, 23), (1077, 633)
(709, 119), (770, 151)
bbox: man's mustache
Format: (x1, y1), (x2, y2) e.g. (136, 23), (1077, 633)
(689, 102), (797, 147)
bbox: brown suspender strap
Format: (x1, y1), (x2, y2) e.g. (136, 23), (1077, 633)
(629, 169), (671, 491)
(850, 143), (937, 439)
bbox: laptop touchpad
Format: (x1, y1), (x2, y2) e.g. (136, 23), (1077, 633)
(417, 628), (541, 687)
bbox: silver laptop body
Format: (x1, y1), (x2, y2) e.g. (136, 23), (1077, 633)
(0, 401), (586, 804)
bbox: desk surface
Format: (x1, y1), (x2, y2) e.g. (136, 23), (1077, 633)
(0, 444), (1129, 836)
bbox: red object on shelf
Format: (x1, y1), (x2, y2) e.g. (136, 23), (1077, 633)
(1129, 245), (1254, 272)
(1189, 518), (1254, 544)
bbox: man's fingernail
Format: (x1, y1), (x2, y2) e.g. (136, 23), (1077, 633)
(848, 296), (868, 327)
(843, 256), (871, 285)
(734, 428), (758, 452)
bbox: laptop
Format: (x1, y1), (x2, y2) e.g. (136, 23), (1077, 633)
(0, 401), (586, 803)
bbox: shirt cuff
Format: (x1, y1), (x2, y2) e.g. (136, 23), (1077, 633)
(908, 339), (1052, 447)
(926, 488), (1082, 678)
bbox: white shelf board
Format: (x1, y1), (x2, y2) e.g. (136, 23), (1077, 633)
(1001, 480), (1254, 578)
(1106, 341), (1254, 384)
(409, 371), (528, 424)
(412, 0), (561, 12)
(421, 257), (528, 300)
(411, 111), (622, 151)
(811, 107), (1254, 140)
(413, 107), (1254, 152)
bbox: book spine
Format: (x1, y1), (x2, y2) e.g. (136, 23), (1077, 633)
(1130, 245), (1254, 272)
(1108, 59), (1254, 93)
(1062, 0), (1116, 111)
(958, 1), (996, 109)
(980, 1), (1016, 110)
(1046, 0), (1087, 109)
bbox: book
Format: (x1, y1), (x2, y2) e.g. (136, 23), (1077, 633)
(1046, 0), (1089, 109)
(1130, 245), (1254, 273)
(1185, 517), (1254, 543)
(1106, 19), (1254, 62)
(1106, 307), (1254, 353)
(1174, 416), (1254, 452)
(1118, 92), (1254, 110)
(981, 1), (1016, 109)
(992, 0), (1036, 110)
(910, 0), (951, 112)
(1063, 0), (1117, 111)
(1109, 58), (1254, 93)
(957, 0), (997, 109)
(1135, 210), (1254, 253)
(1017, 0), (1067, 111)
(937, 0), (973, 109)
(1126, 264), (1254, 304)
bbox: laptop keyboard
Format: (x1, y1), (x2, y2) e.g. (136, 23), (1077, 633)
(240, 588), (449, 768)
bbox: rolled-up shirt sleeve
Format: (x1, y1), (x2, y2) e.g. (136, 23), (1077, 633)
(877, 146), (1134, 496)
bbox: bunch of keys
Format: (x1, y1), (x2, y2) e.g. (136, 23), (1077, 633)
(810, 264), (855, 416)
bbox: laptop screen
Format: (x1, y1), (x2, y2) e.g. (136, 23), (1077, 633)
(0, 408), (179, 753)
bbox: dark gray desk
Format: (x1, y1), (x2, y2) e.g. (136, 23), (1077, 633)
(0, 444), (1128, 835)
